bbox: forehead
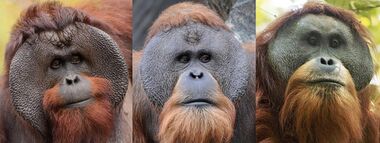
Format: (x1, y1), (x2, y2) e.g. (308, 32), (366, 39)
(170, 23), (220, 43)
(28, 24), (94, 59)
(294, 14), (351, 34)
(146, 23), (231, 55)
(37, 24), (79, 47)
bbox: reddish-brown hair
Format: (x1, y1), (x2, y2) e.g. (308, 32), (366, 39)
(133, 2), (234, 142)
(256, 1), (378, 142)
(279, 60), (362, 143)
(256, 1), (374, 109)
(0, 1), (132, 142)
(146, 2), (229, 44)
(158, 79), (235, 143)
(43, 76), (113, 143)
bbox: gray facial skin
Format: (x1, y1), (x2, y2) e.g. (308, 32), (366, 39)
(140, 23), (250, 108)
(268, 14), (373, 91)
(9, 23), (129, 135)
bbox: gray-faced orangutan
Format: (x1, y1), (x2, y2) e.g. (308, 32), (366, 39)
(0, 0), (132, 142)
(256, 2), (380, 143)
(133, 2), (255, 143)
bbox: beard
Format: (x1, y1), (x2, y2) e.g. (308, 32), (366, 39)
(279, 72), (362, 143)
(158, 87), (236, 143)
(43, 77), (114, 143)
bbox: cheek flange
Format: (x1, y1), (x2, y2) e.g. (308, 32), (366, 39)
(9, 23), (129, 136)
(140, 23), (250, 108)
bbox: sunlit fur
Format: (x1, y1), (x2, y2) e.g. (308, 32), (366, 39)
(279, 60), (362, 143)
(43, 76), (113, 143)
(158, 79), (236, 143)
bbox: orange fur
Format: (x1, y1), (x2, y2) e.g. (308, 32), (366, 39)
(0, 1), (131, 142)
(131, 51), (150, 143)
(256, 2), (379, 142)
(133, 2), (237, 143)
(43, 76), (113, 143)
(279, 60), (362, 143)
(158, 78), (236, 143)
(242, 41), (255, 53)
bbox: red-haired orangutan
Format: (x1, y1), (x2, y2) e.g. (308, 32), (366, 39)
(0, 0), (132, 142)
(256, 2), (380, 143)
(133, 2), (255, 143)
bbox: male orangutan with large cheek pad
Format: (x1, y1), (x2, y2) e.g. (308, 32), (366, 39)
(133, 2), (254, 143)
(256, 2), (379, 143)
(42, 75), (113, 142)
(159, 71), (236, 143)
(3, 2), (129, 142)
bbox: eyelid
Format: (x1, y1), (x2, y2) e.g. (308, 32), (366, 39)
(176, 53), (191, 63)
(199, 53), (211, 63)
(307, 31), (321, 38)
(305, 31), (320, 46)
(329, 34), (345, 44)
(71, 54), (82, 64)
(50, 58), (62, 69)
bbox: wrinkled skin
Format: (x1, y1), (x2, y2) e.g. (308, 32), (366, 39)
(0, 2), (131, 142)
(9, 23), (128, 135)
(136, 22), (255, 142)
(268, 14), (373, 91)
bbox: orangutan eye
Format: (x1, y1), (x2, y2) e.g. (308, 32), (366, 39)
(71, 55), (82, 64)
(330, 38), (341, 48)
(50, 58), (63, 69)
(177, 54), (191, 64)
(199, 54), (211, 63)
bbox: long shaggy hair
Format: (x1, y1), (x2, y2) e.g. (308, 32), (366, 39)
(255, 1), (380, 142)
(158, 81), (236, 143)
(43, 77), (114, 143)
(279, 61), (362, 143)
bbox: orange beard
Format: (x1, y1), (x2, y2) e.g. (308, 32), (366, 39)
(158, 85), (236, 143)
(279, 63), (362, 143)
(43, 77), (114, 143)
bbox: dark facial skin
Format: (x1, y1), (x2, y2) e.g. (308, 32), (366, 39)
(177, 70), (220, 107)
(268, 14), (373, 90)
(9, 23), (129, 135)
(138, 22), (254, 142)
(59, 74), (93, 108)
(140, 23), (250, 108)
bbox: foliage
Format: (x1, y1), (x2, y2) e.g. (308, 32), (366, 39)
(326, 1), (380, 71)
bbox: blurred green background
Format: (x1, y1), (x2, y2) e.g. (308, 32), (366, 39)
(0, 0), (82, 74)
(257, 0), (380, 90)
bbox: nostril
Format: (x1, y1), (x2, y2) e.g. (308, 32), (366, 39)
(190, 72), (196, 79)
(327, 59), (334, 65)
(65, 75), (80, 85)
(317, 57), (339, 73)
(198, 72), (203, 79)
(66, 78), (73, 85)
(73, 76), (80, 83)
(189, 72), (203, 79)
(320, 58), (327, 65)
